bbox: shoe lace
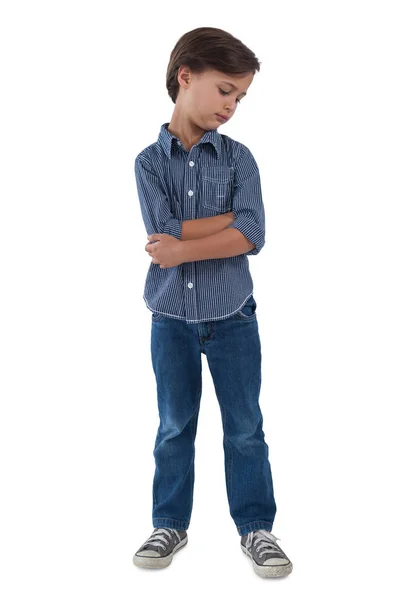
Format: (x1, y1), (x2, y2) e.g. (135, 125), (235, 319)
(144, 528), (181, 551)
(245, 529), (284, 559)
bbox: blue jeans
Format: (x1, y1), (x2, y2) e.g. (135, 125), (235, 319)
(149, 294), (277, 536)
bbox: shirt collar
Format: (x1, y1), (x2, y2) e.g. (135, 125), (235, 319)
(158, 122), (221, 160)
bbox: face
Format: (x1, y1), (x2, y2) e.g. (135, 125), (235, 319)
(176, 67), (254, 130)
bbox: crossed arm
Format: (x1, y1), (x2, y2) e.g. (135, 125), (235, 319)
(145, 213), (255, 268)
(135, 151), (263, 267)
(180, 213), (256, 259)
(181, 212), (235, 240)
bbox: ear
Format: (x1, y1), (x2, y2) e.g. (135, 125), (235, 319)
(178, 65), (191, 89)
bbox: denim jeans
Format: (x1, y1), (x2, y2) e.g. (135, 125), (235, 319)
(149, 294), (277, 536)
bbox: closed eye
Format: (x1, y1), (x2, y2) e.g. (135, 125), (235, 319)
(218, 88), (242, 103)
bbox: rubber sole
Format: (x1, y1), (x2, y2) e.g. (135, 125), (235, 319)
(240, 543), (293, 578)
(133, 536), (188, 569)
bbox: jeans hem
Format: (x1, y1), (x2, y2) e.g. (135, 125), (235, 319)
(153, 517), (190, 531)
(236, 520), (274, 536)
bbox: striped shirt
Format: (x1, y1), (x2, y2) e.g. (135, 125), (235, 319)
(134, 122), (265, 323)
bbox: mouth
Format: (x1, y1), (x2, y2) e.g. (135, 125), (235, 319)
(216, 113), (228, 122)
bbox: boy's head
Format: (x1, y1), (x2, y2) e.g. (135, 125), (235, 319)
(166, 27), (261, 130)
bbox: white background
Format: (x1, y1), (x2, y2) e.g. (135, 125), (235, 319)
(1, 1), (399, 597)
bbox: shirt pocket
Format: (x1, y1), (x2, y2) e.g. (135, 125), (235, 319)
(201, 166), (234, 213)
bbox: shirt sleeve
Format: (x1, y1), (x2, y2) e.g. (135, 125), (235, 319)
(134, 155), (182, 239)
(226, 145), (265, 255)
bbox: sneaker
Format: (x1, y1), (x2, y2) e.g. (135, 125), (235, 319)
(133, 527), (188, 569)
(240, 529), (293, 578)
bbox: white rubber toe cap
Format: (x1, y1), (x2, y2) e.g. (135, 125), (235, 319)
(263, 557), (290, 566)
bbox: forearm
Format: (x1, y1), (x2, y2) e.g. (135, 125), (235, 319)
(180, 227), (255, 262)
(180, 212), (234, 240)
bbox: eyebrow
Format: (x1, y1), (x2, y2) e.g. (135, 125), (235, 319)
(220, 80), (247, 97)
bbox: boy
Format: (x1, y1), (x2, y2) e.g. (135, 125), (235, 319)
(132, 27), (293, 578)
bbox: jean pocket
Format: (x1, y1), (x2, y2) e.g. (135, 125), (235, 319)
(234, 295), (257, 320)
(201, 166), (234, 213)
(151, 312), (165, 322)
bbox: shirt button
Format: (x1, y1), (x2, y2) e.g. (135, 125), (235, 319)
(188, 190), (194, 196)
(188, 282), (193, 289)
(189, 161), (194, 167)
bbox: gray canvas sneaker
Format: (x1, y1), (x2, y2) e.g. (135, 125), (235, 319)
(240, 529), (293, 578)
(133, 528), (188, 569)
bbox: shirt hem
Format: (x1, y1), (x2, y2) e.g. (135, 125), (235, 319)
(143, 292), (253, 323)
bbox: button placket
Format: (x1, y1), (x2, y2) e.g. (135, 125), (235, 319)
(184, 150), (197, 320)
(185, 149), (196, 219)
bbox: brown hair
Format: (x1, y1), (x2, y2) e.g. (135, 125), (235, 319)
(166, 27), (261, 104)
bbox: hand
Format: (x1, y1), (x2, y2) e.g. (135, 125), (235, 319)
(145, 233), (185, 268)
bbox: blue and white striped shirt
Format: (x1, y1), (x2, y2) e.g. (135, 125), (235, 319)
(134, 122), (265, 323)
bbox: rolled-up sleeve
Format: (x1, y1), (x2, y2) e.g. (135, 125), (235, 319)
(134, 155), (182, 239)
(226, 145), (265, 255)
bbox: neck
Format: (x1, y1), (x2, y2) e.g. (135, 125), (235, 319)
(167, 110), (209, 150)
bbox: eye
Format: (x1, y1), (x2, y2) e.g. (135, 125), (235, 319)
(218, 88), (241, 103)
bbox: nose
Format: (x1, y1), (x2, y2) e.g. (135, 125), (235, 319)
(225, 100), (236, 114)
